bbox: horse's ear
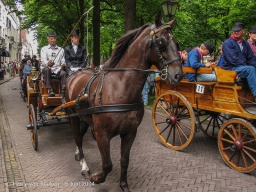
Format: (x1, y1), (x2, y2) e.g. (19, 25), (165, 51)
(155, 10), (164, 28)
(167, 18), (176, 27)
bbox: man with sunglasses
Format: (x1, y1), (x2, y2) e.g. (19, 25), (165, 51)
(222, 22), (256, 99)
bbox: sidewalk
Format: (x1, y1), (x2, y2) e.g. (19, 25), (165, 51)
(0, 74), (23, 192)
(0, 74), (17, 85)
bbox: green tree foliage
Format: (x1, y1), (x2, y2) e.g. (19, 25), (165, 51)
(11, 0), (256, 61)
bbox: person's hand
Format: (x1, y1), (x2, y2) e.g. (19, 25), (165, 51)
(205, 61), (214, 67)
(48, 61), (54, 67)
(61, 63), (66, 70)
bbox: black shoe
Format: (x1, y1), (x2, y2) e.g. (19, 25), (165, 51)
(48, 89), (55, 97)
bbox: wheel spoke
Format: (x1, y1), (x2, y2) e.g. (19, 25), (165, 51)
(220, 137), (233, 144)
(231, 124), (239, 139)
(241, 151), (248, 168)
(236, 152), (240, 166)
(155, 120), (168, 125)
(172, 124), (175, 146)
(243, 139), (256, 145)
(160, 124), (171, 135)
(155, 111), (169, 119)
(176, 123), (189, 140)
(224, 128), (236, 141)
(175, 124), (183, 145)
(165, 125), (173, 143)
(177, 121), (191, 130)
(229, 150), (236, 161)
(242, 148), (256, 162)
(174, 98), (180, 115)
(241, 130), (250, 142)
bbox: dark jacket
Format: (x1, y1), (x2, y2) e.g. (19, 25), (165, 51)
(64, 44), (87, 68)
(185, 49), (206, 82)
(222, 37), (256, 70)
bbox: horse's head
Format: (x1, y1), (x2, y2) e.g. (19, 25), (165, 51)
(147, 11), (183, 85)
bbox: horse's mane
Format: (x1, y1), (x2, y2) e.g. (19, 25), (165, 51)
(104, 24), (151, 68)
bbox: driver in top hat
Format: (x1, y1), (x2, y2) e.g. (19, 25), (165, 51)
(64, 29), (87, 75)
(40, 31), (67, 97)
(222, 22), (256, 99)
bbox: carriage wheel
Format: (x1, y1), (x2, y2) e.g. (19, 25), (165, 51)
(29, 104), (38, 151)
(152, 91), (196, 150)
(199, 111), (229, 138)
(218, 118), (256, 172)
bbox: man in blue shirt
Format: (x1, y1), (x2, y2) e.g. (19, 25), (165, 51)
(186, 42), (216, 82)
(222, 22), (256, 97)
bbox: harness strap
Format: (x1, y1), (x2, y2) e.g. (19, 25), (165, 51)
(81, 101), (144, 116)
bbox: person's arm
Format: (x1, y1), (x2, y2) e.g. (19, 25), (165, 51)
(64, 46), (72, 68)
(222, 40), (247, 67)
(80, 47), (87, 68)
(40, 47), (48, 68)
(188, 51), (205, 69)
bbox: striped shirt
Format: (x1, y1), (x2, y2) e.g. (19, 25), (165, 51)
(247, 39), (256, 56)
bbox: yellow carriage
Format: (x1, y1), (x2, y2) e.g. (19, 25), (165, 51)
(152, 66), (256, 173)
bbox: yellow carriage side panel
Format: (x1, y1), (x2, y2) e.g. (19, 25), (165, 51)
(176, 82), (195, 104)
(214, 67), (236, 84)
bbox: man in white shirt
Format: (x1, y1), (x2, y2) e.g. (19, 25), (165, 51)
(40, 31), (66, 97)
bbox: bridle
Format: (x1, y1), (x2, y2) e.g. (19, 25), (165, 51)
(148, 24), (180, 80)
(103, 24), (180, 80)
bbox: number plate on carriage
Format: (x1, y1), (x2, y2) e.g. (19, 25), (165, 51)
(196, 84), (205, 94)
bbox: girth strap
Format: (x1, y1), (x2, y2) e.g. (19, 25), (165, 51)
(81, 101), (144, 116)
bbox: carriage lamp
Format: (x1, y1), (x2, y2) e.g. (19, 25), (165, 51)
(161, 0), (179, 20)
(29, 66), (39, 81)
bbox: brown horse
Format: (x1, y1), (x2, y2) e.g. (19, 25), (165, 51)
(64, 11), (183, 192)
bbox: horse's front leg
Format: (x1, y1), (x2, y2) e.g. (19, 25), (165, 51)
(90, 131), (112, 184)
(119, 129), (137, 192)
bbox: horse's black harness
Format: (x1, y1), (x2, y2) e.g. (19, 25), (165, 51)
(75, 24), (180, 116)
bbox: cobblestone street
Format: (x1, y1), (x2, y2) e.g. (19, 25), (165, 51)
(0, 76), (256, 192)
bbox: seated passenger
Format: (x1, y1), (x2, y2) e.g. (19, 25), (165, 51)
(185, 42), (216, 82)
(40, 31), (67, 97)
(222, 22), (256, 98)
(179, 48), (192, 66)
(247, 26), (256, 56)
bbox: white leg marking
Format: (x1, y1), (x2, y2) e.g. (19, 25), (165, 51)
(80, 158), (89, 172)
(75, 146), (79, 155)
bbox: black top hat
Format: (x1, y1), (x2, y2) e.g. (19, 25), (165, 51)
(232, 22), (244, 31)
(203, 42), (215, 55)
(47, 31), (57, 37)
(71, 29), (79, 37)
(248, 26), (256, 33)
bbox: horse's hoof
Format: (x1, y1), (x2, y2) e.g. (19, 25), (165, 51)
(90, 172), (105, 184)
(81, 170), (90, 179)
(75, 153), (80, 161)
(120, 183), (131, 192)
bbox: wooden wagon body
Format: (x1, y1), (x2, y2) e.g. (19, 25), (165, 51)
(152, 66), (256, 173)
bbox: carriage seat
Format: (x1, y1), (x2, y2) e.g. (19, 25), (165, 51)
(182, 67), (216, 86)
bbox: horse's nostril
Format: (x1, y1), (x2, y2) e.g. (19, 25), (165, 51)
(175, 74), (180, 80)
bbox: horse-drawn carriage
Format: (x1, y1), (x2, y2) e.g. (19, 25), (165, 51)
(152, 65), (256, 173)
(25, 67), (88, 151)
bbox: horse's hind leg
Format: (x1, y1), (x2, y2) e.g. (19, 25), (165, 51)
(70, 116), (90, 178)
(75, 121), (88, 161)
(90, 133), (112, 184)
(119, 129), (137, 192)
